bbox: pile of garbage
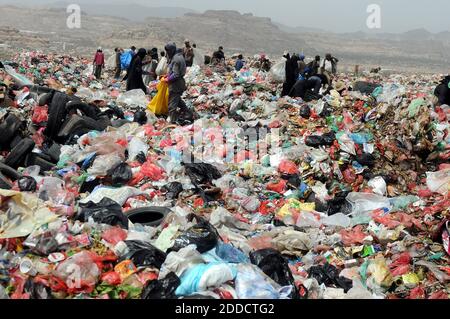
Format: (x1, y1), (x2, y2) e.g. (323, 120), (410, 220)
(0, 52), (449, 299)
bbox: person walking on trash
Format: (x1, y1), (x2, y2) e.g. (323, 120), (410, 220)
(183, 40), (194, 67)
(93, 47), (105, 80)
(124, 48), (148, 93)
(114, 48), (123, 80)
(162, 42), (192, 125)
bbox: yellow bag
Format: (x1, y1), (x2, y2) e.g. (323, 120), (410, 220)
(148, 81), (169, 115)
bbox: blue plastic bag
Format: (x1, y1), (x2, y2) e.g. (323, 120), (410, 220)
(120, 50), (133, 70)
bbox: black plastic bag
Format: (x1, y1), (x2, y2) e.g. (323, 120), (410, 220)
(305, 135), (325, 147)
(300, 105), (311, 119)
(77, 197), (129, 229)
(171, 214), (219, 253)
(322, 132), (336, 145)
(327, 191), (351, 216)
(133, 111), (148, 125)
(250, 248), (299, 299)
(141, 272), (180, 299)
(281, 174), (301, 188)
(135, 151), (147, 164)
(18, 176), (37, 192)
(161, 182), (183, 199)
(122, 240), (167, 268)
(355, 153), (375, 167)
(107, 162), (132, 185)
(308, 263), (353, 292)
(183, 163), (222, 186)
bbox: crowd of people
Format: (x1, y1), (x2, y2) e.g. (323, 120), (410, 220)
(91, 42), (450, 125)
(281, 52), (339, 100)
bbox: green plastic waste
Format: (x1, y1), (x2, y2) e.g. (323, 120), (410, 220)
(407, 98), (424, 118)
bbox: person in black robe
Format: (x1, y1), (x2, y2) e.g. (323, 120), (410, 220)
(281, 54), (300, 97)
(124, 48), (147, 93)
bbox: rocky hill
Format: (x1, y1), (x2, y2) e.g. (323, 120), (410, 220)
(0, 5), (449, 73)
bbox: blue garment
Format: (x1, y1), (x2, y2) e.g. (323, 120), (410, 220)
(235, 59), (244, 71)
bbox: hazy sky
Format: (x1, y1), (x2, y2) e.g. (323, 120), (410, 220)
(3, 0), (450, 33)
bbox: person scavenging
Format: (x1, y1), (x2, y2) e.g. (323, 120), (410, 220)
(235, 54), (245, 71)
(124, 48), (148, 93)
(212, 46), (225, 64)
(281, 53), (300, 97)
(93, 47), (105, 80)
(162, 42), (194, 125)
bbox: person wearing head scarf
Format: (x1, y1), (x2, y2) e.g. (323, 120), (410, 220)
(125, 48), (147, 92)
(93, 47), (105, 80)
(162, 42), (192, 124)
(156, 50), (168, 76)
(183, 40), (194, 67)
(298, 54), (306, 75)
(142, 48), (160, 85)
(281, 54), (300, 97)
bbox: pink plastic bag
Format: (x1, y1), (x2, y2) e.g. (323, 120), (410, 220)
(140, 161), (165, 181)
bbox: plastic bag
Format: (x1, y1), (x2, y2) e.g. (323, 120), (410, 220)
(175, 262), (237, 296)
(300, 105), (311, 119)
(0, 189), (57, 239)
(107, 162), (132, 185)
(128, 137), (149, 162)
(426, 168), (450, 195)
(77, 197), (129, 229)
(117, 89), (149, 108)
(278, 160), (298, 175)
(269, 58), (286, 83)
(120, 50), (133, 70)
(368, 177), (387, 196)
(308, 263), (353, 293)
(148, 81), (169, 115)
(102, 227), (128, 245)
(161, 182), (183, 200)
(79, 186), (143, 206)
(323, 213), (351, 228)
(346, 192), (391, 216)
(0, 285), (9, 299)
(54, 251), (101, 294)
(141, 272), (180, 299)
(18, 176), (37, 192)
(140, 161), (165, 181)
(171, 215), (219, 254)
(184, 163), (222, 186)
(215, 241), (250, 264)
(210, 207), (251, 231)
(121, 240), (167, 268)
(87, 153), (123, 177)
(159, 245), (205, 279)
(250, 248), (298, 298)
(407, 98), (425, 118)
(235, 264), (291, 299)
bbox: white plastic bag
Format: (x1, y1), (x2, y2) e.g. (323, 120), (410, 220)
(426, 169), (450, 195)
(117, 89), (149, 108)
(346, 192), (391, 216)
(269, 58), (286, 83)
